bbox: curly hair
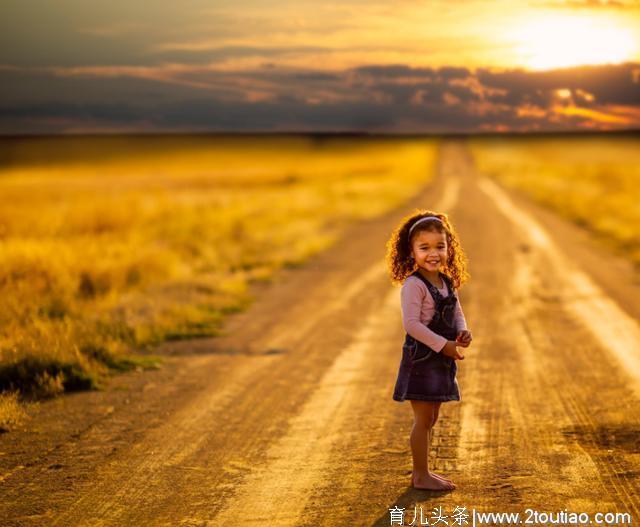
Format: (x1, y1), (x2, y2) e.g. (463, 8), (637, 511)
(385, 209), (469, 289)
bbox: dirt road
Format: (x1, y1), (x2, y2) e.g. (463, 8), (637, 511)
(2, 140), (640, 526)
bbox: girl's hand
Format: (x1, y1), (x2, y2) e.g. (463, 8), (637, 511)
(442, 340), (465, 360)
(456, 330), (473, 348)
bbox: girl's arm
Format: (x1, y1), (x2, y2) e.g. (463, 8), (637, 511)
(454, 296), (467, 331)
(454, 292), (472, 346)
(400, 278), (448, 352)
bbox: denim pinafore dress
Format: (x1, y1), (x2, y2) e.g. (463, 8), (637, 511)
(392, 271), (461, 403)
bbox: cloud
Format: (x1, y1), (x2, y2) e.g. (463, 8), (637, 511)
(476, 63), (640, 106)
(0, 62), (638, 134)
(146, 45), (333, 66)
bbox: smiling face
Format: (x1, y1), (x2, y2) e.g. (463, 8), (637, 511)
(410, 229), (448, 275)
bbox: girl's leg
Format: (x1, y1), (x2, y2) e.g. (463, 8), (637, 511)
(432, 401), (441, 426)
(409, 401), (455, 490)
(413, 401), (453, 483)
(409, 400), (433, 477)
(428, 402), (453, 483)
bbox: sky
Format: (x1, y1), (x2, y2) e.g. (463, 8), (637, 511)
(1, 0), (639, 135)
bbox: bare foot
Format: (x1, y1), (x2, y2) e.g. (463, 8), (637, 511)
(429, 470), (454, 483)
(411, 473), (456, 490)
(411, 470), (454, 484)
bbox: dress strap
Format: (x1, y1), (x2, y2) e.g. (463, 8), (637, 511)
(410, 271), (445, 299)
(440, 273), (455, 297)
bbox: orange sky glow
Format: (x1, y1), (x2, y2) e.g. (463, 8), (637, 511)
(0, 0), (639, 134)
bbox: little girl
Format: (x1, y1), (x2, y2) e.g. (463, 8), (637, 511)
(385, 210), (472, 491)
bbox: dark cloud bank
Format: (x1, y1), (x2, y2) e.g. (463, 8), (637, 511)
(0, 62), (638, 135)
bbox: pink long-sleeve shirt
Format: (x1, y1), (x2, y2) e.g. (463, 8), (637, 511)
(400, 274), (467, 353)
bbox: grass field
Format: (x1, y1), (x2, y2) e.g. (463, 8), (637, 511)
(468, 134), (640, 267)
(0, 135), (439, 425)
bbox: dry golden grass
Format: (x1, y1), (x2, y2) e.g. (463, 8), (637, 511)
(0, 135), (439, 407)
(468, 135), (640, 265)
(0, 390), (27, 432)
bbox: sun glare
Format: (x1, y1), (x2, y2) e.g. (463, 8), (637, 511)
(510, 15), (636, 70)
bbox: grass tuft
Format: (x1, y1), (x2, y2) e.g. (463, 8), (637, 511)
(0, 390), (28, 432)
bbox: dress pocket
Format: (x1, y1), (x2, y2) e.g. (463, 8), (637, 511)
(411, 340), (434, 363)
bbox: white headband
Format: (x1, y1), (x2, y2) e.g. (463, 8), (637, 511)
(408, 216), (442, 239)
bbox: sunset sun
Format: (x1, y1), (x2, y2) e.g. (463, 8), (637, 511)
(510, 15), (636, 71)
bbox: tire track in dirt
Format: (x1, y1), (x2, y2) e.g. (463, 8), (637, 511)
(480, 177), (640, 395)
(48, 262), (393, 527)
(453, 147), (640, 519)
(478, 175), (640, 517)
(211, 276), (398, 526)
